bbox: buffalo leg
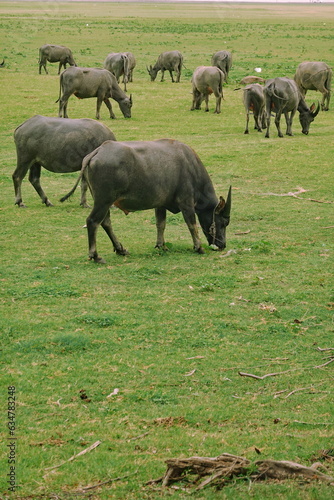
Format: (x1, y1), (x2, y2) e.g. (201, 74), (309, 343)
(28, 164), (53, 206)
(95, 96), (103, 120)
(155, 207), (167, 250)
(101, 211), (128, 256)
(169, 70), (174, 83)
(160, 69), (165, 82)
(274, 111), (284, 137)
(39, 58), (47, 74)
(191, 89), (201, 111)
(214, 94), (221, 114)
(103, 98), (116, 119)
(204, 94), (210, 112)
(58, 93), (71, 118)
(12, 163), (29, 207)
(86, 207), (127, 263)
(180, 206), (204, 254)
(285, 110), (296, 136)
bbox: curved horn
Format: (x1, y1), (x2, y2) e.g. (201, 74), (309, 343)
(222, 186), (232, 218)
(310, 101), (320, 118)
(129, 94), (133, 104)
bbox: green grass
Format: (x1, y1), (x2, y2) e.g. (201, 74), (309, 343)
(0, 2), (334, 499)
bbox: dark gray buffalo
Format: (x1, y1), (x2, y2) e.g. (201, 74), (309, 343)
(61, 139), (232, 263)
(12, 115), (116, 207)
(294, 61), (332, 111)
(264, 77), (319, 138)
(39, 44), (76, 75)
(191, 66), (225, 114)
(211, 51), (232, 81)
(104, 52), (130, 91)
(57, 66), (132, 120)
(147, 50), (183, 82)
(243, 83), (266, 134)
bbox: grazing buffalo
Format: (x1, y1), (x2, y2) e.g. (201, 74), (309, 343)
(13, 115), (116, 207)
(57, 66), (132, 120)
(61, 139), (232, 263)
(240, 75), (265, 85)
(124, 52), (136, 82)
(211, 51), (232, 81)
(294, 61), (332, 111)
(191, 66), (225, 114)
(104, 52), (130, 91)
(147, 50), (183, 82)
(39, 44), (76, 75)
(264, 77), (319, 138)
(243, 84), (266, 134)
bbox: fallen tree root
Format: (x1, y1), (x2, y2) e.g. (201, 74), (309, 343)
(148, 454), (334, 490)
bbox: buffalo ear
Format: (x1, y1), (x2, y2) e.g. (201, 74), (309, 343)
(310, 101), (320, 117)
(129, 94), (133, 104)
(215, 196), (226, 214)
(217, 186), (232, 218)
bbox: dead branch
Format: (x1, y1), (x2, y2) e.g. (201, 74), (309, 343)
(317, 347), (334, 352)
(257, 186), (333, 204)
(313, 358), (334, 369)
(238, 369), (293, 380)
(255, 459), (334, 483)
(44, 440), (102, 471)
(293, 420), (334, 426)
(239, 356), (334, 381)
(127, 431), (149, 442)
(235, 230), (251, 235)
(148, 453), (334, 491)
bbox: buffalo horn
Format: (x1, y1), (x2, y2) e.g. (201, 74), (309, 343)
(310, 102), (320, 118)
(222, 186), (232, 218)
(0, 59), (5, 67)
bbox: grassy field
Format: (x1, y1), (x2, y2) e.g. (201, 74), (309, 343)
(0, 2), (334, 499)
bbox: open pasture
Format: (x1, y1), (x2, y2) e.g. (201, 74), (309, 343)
(0, 2), (333, 498)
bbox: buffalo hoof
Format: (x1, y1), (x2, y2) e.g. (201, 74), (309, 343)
(195, 246), (205, 254)
(90, 255), (106, 264)
(115, 247), (129, 256)
(45, 200), (54, 207)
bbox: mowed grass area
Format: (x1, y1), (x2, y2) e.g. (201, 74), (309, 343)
(0, 2), (333, 498)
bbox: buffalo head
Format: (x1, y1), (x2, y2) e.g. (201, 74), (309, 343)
(198, 186), (232, 250)
(147, 65), (158, 81)
(299, 102), (320, 135)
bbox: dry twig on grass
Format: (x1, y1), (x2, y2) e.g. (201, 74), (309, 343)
(257, 186), (333, 204)
(148, 453), (334, 491)
(44, 440), (102, 471)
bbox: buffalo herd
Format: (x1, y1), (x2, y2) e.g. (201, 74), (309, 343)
(10, 43), (332, 261)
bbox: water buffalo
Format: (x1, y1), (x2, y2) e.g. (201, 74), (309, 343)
(61, 139), (232, 263)
(39, 44), (76, 75)
(57, 66), (132, 120)
(243, 83), (266, 134)
(191, 66), (225, 114)
(13, 115), (116, 207)
(294, 61), (332, 111)
(124, 52), (136, 82)
(104, 52), (129, 91)
(211, 51), (232, 81)
(264, 77), (319, 138)
(240, 75), (265, 85)
(147, 50), (183, 82)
